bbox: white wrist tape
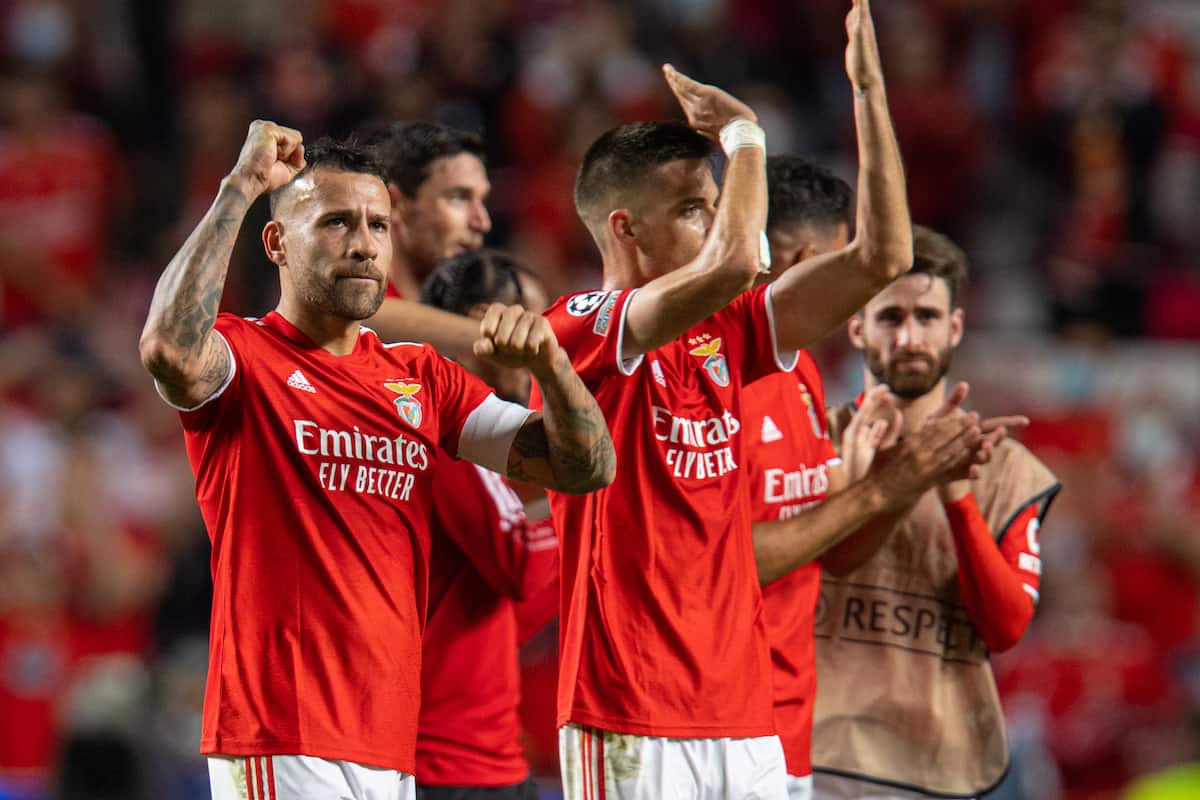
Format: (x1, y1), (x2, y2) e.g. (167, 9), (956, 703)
(758, 230), (772, 273)
(719, 119), (765, 156)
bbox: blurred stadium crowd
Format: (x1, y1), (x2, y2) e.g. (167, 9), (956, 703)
(0, 0), (1199, 798)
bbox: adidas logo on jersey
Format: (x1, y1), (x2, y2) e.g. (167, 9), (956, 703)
(287, 370), (316, 394)
(761, 415), (783, 443)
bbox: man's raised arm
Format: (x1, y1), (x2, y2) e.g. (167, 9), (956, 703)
(139, 121), (304, 408)
(770, 0), (913, 352)
(619, 66), (767, 360)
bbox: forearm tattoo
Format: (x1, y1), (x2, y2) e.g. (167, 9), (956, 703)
(142, 184), (247, 401)
(509, 356), (615, 494)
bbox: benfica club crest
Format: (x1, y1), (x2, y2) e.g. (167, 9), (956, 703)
(799, 383), (824, 439)
(385, 381), (423, 428)
(689, 338), (730, 387)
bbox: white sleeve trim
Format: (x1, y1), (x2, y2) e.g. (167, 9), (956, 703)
(457, 393), (535, 474)
(615, 288), (645, 376)
(153, 330), (237, 412)
(764, 283), (799, 373)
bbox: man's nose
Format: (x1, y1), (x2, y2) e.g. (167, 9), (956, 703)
(470, 201), (491, 234)
(349, 217), (379, 260)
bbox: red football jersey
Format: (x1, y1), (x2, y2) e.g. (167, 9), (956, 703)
(542, 285), (794, 737)
(417, 456), (558, 786)
(176, 311), (499, 774)
(744, 355), (840, 776)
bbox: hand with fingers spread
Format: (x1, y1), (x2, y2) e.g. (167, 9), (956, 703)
(662, 63), (756, 140)
(841, 385), (902, 482)
(845, 0), (886, 93)
(931, 383), (1030, 502)
(226, 120), (307, 200)
(866, 404), (984, 511)
(473, 303), (564, 379)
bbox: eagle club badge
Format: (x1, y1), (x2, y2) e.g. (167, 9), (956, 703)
(385, 381), (423, 428)
(689, 338), (730, 387)
(799, 383), (824, 438)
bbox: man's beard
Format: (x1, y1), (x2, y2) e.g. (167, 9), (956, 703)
(299, 272), (387, 321)
(866, 344), (954, 400)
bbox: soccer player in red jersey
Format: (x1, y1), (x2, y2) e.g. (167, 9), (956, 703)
(365, 122), (494, 363)
(138, 121), (615, 800)
(540, 3), (992, 796)
(746, 158), (852, 800)
(809, 228), (1059, 800)
(745, 159), (1022, 800)
(415, 250), (557, 800)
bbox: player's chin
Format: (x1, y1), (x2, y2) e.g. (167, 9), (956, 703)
(330, 282), (386, 320)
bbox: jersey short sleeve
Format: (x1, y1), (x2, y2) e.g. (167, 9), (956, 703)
(427, 351), (505, 458)
(169, 313), (246, 432)
(542, 290), (640, 384)
(712, 284), (798, 385)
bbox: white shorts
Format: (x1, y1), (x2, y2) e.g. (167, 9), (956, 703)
(208, 755), (416, 800)
(811, 772), (973, 800)
(559, 723), (788, 800)
(786, 773), (813, 800)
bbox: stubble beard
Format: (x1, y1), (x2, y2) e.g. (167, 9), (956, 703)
(867, 343), (955, 400)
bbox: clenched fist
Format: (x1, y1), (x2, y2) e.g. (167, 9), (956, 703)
(474, 304), (565, 379)
(226, 120), (306, 200)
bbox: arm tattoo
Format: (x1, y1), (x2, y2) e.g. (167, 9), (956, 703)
(508, 355), (615, 495)
(140, 183), (249, 406)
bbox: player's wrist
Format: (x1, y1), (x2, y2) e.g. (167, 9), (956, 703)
(221, 172), (261, 201)
(939, 481), (971, 506)
(719, 118), (765, 157)
(530, 344), (568, 383)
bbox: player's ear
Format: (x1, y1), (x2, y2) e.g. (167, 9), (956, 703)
(387, 183), (404, 213)
(847, 312), (865, 349)
(608, 209), (635, 248)
(949, 306), (964, 348)
(263, 221), (286, 267)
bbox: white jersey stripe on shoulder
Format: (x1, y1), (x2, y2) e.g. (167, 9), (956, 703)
(765, 282), (800, 373)
(382, 341), (425, 349)
(615, 288), (645, 377)
(155, 329), (237, 412)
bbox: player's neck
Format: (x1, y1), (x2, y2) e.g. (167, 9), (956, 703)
(276, 301), (362, 357)
(600, 245), (653, 291)
(388, 252), (423, 299)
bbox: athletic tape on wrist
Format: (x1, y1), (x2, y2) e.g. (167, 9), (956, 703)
(719, 119), (765, 156)
(758, 230), (772, 273)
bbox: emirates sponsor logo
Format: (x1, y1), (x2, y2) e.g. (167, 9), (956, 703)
(763, 464), (829, 506)
(293, 419), (431, 501)
(651, 406), (740, 480)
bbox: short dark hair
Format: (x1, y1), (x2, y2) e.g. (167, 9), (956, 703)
(766, 155), (853, 234)
(368, 121), (486, 197)
(574, 121), (714, 232)
(420, 249), (531, 314)
(268, 136), (388, 217)
(911, 225), (968, 308)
